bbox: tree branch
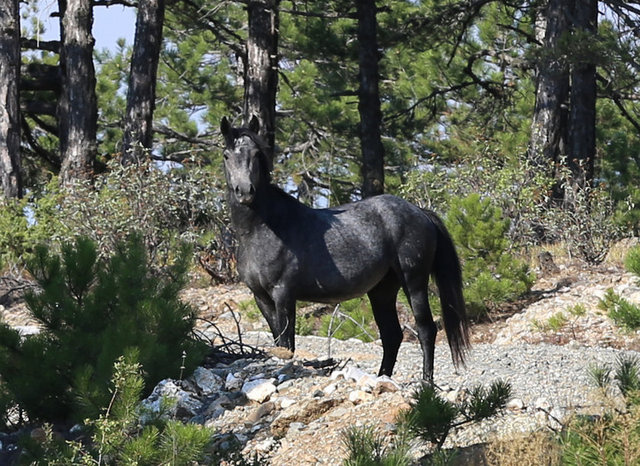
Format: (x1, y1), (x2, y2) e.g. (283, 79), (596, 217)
(21, 38), (60, 53)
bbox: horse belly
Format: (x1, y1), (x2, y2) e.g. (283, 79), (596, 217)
(294, 259), (389, 304)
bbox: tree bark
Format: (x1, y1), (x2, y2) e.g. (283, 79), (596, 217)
(567, 0), (598, 188)
(356, 0), (384, 198)
(121, 0), (166, 165)
(0, 0), (22, 198)
(58, 0), (98, 184)
(244, 0), (279, 162)
(528, 0), (571, 185)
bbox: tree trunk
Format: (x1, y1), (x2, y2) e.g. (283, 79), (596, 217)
(244, 0), (279, 162)
(567, 0), (598, 189)
(121, 0), (166, 165)
(58, 0), (97, 184)
(357, 0), (384, 198)
(0, 0), (21, 198)
(528, 0), (571, 189)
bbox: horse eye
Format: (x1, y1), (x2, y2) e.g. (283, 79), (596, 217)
(223, 151), (230, 160)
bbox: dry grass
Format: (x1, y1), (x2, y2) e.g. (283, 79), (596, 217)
(484, 431), (561, 466)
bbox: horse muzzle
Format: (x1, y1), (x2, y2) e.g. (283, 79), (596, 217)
(234, 184), (256, 204)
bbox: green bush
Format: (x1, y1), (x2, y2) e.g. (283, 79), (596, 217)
(24, 353), (214, 465)
(400, 380), (511, 450)
(559, 356), (640, 464)
(625, 245), (640, 276)
(0, 180), (67, 269)
(57, 160), (225, 267)
(445, 194), (534, 318)
(0, 235), (208, 425)
(0, 161), (231, 279)
(598, 288), (640, 331)
(399, 153), (621, 265)
(342, 425), (411, 466)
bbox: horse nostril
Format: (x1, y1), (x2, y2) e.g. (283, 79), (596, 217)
(249, 185), (255, 195)
(235, 186), (241, 195)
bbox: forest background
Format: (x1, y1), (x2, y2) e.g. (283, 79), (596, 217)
(2, 0), (640, 291)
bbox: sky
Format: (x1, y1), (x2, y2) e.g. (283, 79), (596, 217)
(33, 1), (136, 51)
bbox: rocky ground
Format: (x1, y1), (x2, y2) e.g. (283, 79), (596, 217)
(2, 249), (640, 464)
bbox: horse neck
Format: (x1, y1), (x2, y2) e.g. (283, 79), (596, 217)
(228, 184), (305, 238)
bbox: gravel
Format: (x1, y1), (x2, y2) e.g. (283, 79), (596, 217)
(291, 334), (637, 405)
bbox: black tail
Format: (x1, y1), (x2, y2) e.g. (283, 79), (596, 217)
(425, 210), (470, 367)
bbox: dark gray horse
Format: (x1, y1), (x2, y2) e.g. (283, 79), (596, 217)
(220, 116), (470, 382)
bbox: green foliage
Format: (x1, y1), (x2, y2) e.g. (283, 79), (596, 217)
(0, 162), (228, 278)
(547, 312), (569, 332)
(561, 356), (640, 464)
(544, 172), (621, 264)
(57, 160), (225, 266)
(624, 245), (640, 277)
(613, 355), (640, 400)
(26, 354), (214, 465)
(0, 235), (207, 425)
(402, 386), (458, 447)
(342, 425), (412, 466)
(320, 298), (378, 342)
(401, 380), (511, 450)
(598, 288), (640, 331)
(0, 180), (67, 268)
(295, 313), (315, 336)
(462, 380), (512, 422)
(445, 194), (534, 317)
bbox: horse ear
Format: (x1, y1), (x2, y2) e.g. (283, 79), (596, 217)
(248, 115), (260, 134)
(220, 117), (232, 141)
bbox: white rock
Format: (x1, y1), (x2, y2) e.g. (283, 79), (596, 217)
(548, 407), (566, 430)
(279, 397), (296, 409)
(323, 383), (338, 395)
(16, 326), (40, 336)
(534, 397), (551, 412)
(349, 390), (374, 404)
(141, 379), (201, 421)
(242, 378), (277, 403)
(254, 437), (276, 452)
(506, 398), (525, 411)
(334, 366), (375, 385)
(444, 389), (460, 404)
(225, 372), (243, 391)
(192, 367), (223, 395)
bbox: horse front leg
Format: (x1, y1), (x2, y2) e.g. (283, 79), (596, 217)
(273, 291), (296, 351)
(253, 293), (279, 340)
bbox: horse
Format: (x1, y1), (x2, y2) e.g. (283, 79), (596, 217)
(220, 116), (470, 383)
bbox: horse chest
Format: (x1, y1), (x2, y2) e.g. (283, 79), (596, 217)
(236, 236), (298, 291)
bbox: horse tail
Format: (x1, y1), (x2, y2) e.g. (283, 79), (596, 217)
(425, 210), (470, 367)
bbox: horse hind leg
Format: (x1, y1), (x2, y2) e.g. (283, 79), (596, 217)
(403, 276), (437, 384)
(368, 273), (403, 377)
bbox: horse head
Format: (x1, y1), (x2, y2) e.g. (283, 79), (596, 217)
(220, 116), (272, 205)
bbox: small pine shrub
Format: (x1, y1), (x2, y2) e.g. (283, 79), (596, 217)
(561, 356), (640, 464)
(342, 425), (411, 466)
(598, 288), (640, 330)
(0, 235), (208, 425)
(445, 194), (534, 318)
(400, 380), (511, 450)
(25, 353), (214, 465)
(624, 245), (640, 277)
(547, 312), (569, 332)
